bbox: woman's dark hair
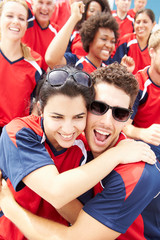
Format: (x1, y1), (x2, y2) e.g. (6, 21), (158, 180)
(80, 12), (119, 53)
(75, 0), (111, 30)
(135, 8), (155, 23)
(35, 65), (95, 113)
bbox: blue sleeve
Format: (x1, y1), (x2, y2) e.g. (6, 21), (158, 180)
(0, 127), (55, 191)
(111, 42), (129, 63)
(78, 188), (94, 205)
(66, 38), (72, 53)
(64, 52), (79, 65)
(131, 89), (143, 120)
(83, 163), (160, 233)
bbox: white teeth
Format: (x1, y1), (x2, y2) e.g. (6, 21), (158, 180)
(40, 12), (48, 16)
(102, 49), (109, 54)
(9, 27), (19, 32)
(61, 134), (73, 139)
(96, 130), (109, 135)
(139, 29), (144, 33)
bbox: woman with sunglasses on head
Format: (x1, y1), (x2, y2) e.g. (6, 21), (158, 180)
(0, 0), (43, 136)
(0, 65), (156, 240)
(0, 63), (157, 240)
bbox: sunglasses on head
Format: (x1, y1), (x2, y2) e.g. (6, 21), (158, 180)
(46, 69), (92, 88)
(90, 100), (133, 122)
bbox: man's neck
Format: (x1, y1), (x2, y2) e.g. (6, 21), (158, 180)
(149, 66), (160, 86)
(117, 9), (127, 20)
(92, 136), (120, 159)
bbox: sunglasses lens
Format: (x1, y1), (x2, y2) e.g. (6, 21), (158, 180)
(90, 101), (107, 115)
(48, 70), (68, 86)
(90, 101), (132, 121)
(113, 107), (130, 121)
(74, 72), (92, 87)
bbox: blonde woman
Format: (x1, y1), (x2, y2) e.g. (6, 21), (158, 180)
(0, 0), (43, 135)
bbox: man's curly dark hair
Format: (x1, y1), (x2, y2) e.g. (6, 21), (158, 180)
(91, 62), (139, 108)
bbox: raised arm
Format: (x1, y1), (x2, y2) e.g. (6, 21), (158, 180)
(45, 1), (84, 69)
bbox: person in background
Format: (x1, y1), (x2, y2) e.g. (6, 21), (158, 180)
(123, 29), (160, 161)
(112, 0), (134, 38)
(45, 2), (119, 73)
(50, 0), (82, 30)
(0, 62), (159, 240)
(128, 0), (147, 18)
(0, 0), (43, 136)
(50, 0), (71, 30)
(111, 0), (133, 56)
(22, 0), (59, 71)
(108, 8), (156, 74)
(66, 0), (111, 57)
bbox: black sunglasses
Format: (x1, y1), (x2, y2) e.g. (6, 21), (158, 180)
(90, 100), (133, 122)
(46, 69), (92, 87)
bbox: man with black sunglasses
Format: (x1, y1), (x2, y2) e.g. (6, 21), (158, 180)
(0, 62), (160, 239)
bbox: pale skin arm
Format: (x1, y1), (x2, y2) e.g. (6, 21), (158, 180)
(57, 199), (83, 224)
(22, 139), (156, 211)
(120, 55), (135, 73)
(0, 179), (120, 240)
(45, 1), (84, 69)
(0, 140), (156, 239)
(123, 119), (160, 146)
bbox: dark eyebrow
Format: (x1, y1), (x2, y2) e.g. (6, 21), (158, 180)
(51, 112), (63, 116)
(75, 112), (86, 117)
(50, 112), (86, 117)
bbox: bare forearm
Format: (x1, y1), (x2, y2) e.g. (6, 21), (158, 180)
(50, 147), (121, 208)
(123, 124), (142, 140)
(57, 199), (83, 224)
(3, 199), (67, 240)
(45, 2), (83, 68)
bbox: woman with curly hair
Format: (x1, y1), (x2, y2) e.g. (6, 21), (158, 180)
(66, 0), (111, 56)
(45, 1), (119, 73)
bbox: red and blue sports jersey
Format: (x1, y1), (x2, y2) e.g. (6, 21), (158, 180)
(131, 66), (160, 128)
(66, 30), (87, 57)
(0, 49), (43, 128)
(111, 10), (134, 57)
(82, 132), (160, 239)
(110, 32), (151, 74)
(112, 10), (134, 38)
(22, 17), (59, 71)
(50, 0), (71, 29)
(64, 53), (106, 73)
(0, 114), (88, 240)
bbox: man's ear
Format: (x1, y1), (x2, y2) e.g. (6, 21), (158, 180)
(149, 47), (154, 58)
